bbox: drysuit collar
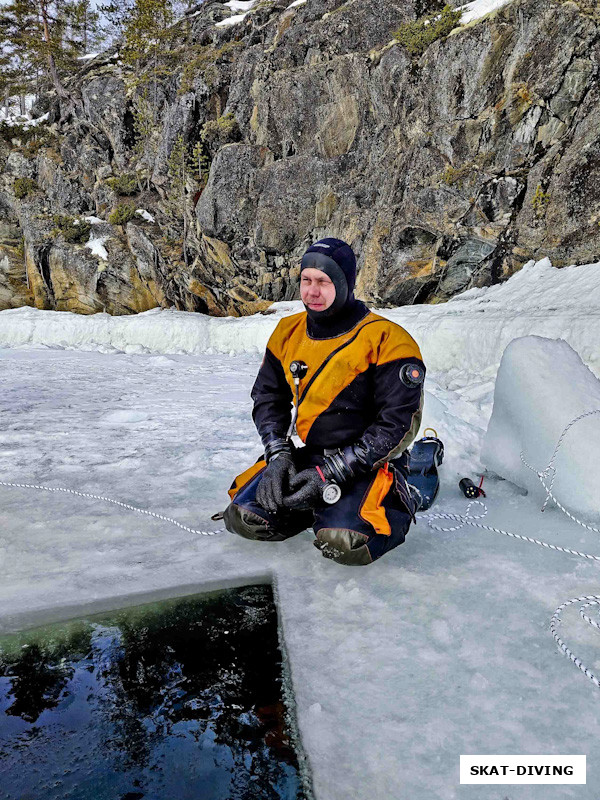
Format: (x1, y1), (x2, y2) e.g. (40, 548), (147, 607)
(305, 296), (370, 339)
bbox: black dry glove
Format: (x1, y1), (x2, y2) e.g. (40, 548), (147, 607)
(282, 443), (371, 511)
(281, 467), (328, 511)
(256, 438), (297, 513)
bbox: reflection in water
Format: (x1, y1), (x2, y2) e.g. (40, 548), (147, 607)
(0, 586), (310, 800)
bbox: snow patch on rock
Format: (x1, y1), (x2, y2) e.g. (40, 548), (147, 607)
(85, 236), (110, 260)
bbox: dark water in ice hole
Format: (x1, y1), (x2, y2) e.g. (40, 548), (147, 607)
(0, 585), (309, 800)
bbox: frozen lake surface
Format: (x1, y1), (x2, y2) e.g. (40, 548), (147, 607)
(1, 258), (600, 799)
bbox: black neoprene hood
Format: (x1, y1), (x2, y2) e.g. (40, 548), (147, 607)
(300, 238), (358, 322)
(301, 250), (349, 316)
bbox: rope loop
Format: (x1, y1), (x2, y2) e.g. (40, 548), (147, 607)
(424, 409), (600, 689)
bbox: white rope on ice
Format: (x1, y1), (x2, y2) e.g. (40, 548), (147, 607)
(423, 409), (600, 689)
(0, 480), (224, 537)
(550, 596), (600, 689)
(423, 499), (600, 560)
(521, 408), (600, 532)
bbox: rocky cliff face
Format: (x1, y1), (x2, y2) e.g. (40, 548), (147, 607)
(1, 0), (599, 315)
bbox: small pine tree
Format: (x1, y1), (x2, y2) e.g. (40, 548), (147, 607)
(35, 0), (74, 101)
(66, 0), (103, 57)
(132, 90), (158, 189)
(0, 0), (40, 109)
(167, 132), (192, 266)
(393, 5), (462, 58)
(122, 0), (174, 96)
(1, 0), (75, 109)
(191, 140), (210, 185)
(98, 0), (135, 44)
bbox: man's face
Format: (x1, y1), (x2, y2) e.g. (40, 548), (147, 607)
(300, 268), (336, 312)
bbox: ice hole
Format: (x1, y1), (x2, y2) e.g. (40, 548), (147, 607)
(0, 585), (312, 800)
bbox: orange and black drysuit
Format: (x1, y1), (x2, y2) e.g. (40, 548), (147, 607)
(225, 300), (426, 565)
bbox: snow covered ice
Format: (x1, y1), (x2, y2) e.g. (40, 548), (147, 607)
(1, 258), (600, 799)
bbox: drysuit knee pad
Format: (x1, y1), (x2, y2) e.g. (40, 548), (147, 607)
(224, 501), (310, 542)
(314, 521), (409, 565)
(223, 502), (268, 540)
(313, 528), (374, 566)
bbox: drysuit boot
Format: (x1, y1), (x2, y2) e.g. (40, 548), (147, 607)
(403, 434), (444, 510)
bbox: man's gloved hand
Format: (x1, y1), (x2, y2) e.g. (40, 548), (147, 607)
(282, 442), (372, 510)
(281, 467), (327, 510)
(256, 438), (297, 513)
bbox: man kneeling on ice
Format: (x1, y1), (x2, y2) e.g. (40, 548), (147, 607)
(223, 238), (425, 566)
